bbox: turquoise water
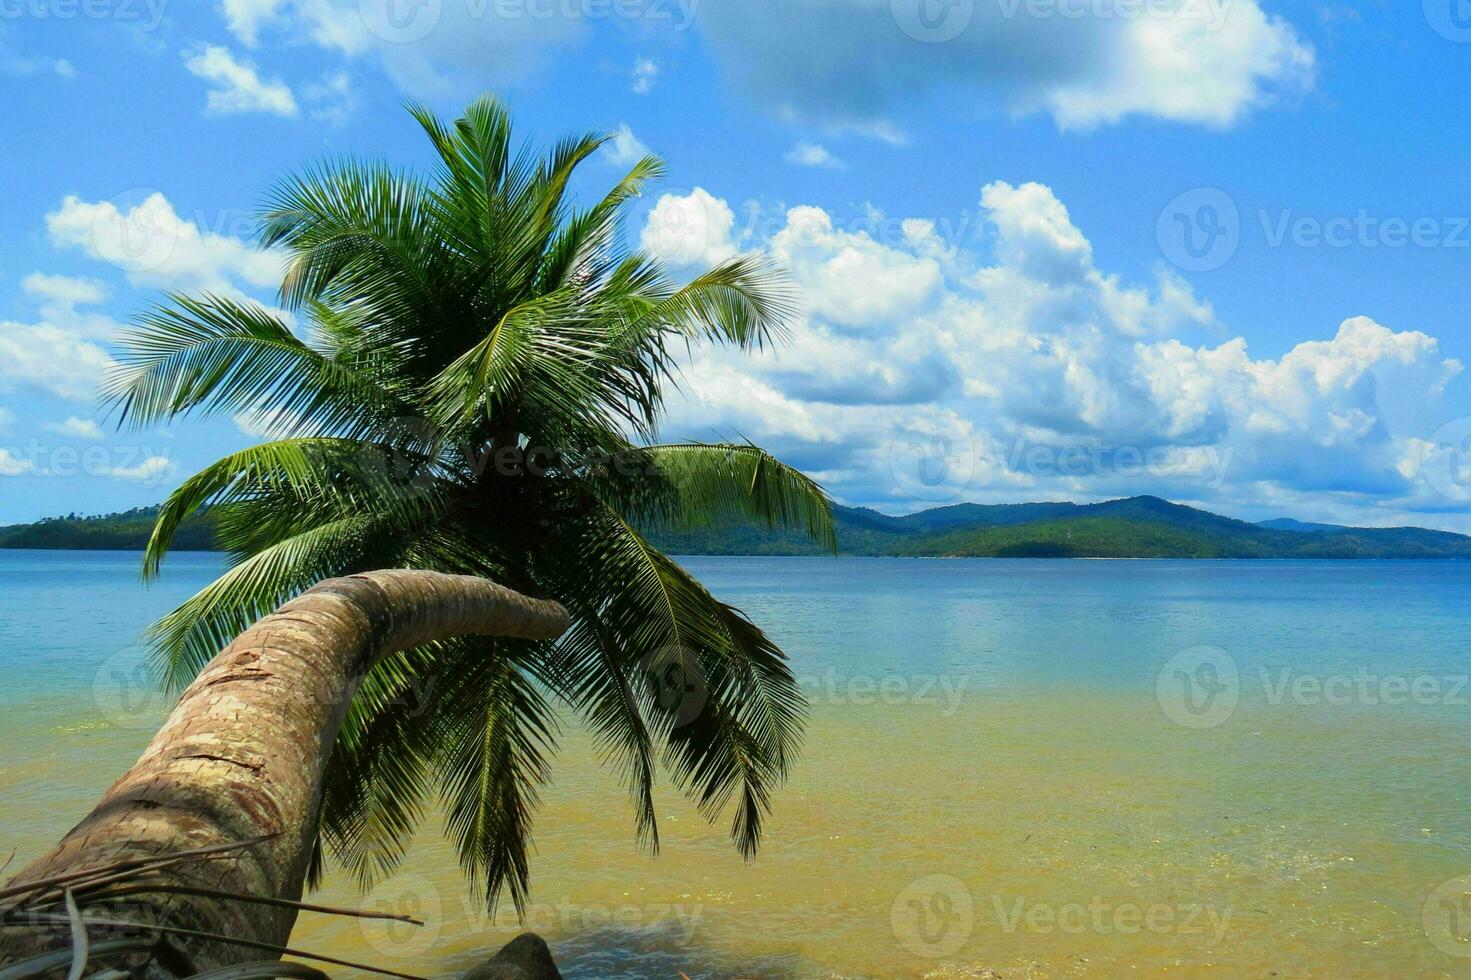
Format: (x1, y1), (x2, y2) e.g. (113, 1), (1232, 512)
(5, 552), (1471, 976)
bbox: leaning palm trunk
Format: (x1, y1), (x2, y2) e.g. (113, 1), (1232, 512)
(1, 570), (569, 975)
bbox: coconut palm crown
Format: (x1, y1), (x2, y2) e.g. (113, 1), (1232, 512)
(105, 95), (835, 913)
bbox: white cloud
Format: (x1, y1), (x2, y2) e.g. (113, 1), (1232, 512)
(1039, 4), (1317, 130)
(771, 206), (941, 330)
(51, 417), (105, 440)
(0, 449), (32, 477)
(221, 0), (286, 46)
(698, 0), (1314, 131)
(0, 275), (118, 400)
(631, 57), (659, 95)
(22, 273), (108, 308)
(46, 192), (285, 294)
(0, 321), (115, 401)
(602, 124), (651, 169)
(183, 44), (298, 117)
(784, 142), (846, 169)
(646, 182), (1463, 523)
(108, 455), (175, 484)
(210, 0), (1309, 132)
(220, 0), (587, 94)
(233, 405), (304, 439)
(640, 188), (740, 269)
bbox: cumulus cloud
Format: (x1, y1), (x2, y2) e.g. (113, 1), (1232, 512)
(0, 321), (115, 401)
(647, 181), (1463, 524)
(697, 0), (1314, 132)
(183, 44), (298, 117)
(640, 188), (740, 269)
(46, 192), (285, 294)
(0, 277), (118, 401)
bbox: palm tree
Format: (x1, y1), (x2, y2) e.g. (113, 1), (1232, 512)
(105, 96), (835, 916)
(2, 571), (570, 973)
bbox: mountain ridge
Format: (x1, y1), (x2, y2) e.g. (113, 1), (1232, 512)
(3, 496), (1468, 559)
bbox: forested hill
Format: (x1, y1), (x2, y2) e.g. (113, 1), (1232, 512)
(0, 507), (216, 551)
(4, 496), (1470, 559)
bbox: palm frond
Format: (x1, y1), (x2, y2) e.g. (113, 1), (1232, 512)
(104, 294), (412, 435)
(430, 639), (559, 916)
(629, 443), (836, 551)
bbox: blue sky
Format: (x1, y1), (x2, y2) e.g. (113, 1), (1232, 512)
(3, 0), (1471, 529)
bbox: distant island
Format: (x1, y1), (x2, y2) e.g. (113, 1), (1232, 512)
(4, 496), (1470, 559)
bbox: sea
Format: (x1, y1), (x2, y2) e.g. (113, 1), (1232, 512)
(3, 550), (1471, 977)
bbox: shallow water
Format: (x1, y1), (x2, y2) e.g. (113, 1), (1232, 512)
(3, 552), (1471, 976)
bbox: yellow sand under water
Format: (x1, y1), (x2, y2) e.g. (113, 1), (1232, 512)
(9, 690), (1469, 978)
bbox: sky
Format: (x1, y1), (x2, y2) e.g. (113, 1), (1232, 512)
(3, 0), (1471, 530)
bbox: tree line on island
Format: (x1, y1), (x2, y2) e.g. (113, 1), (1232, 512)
(6, 494), (1470, 559)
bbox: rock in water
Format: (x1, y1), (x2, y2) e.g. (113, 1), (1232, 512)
(462, 933), (564, 980)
